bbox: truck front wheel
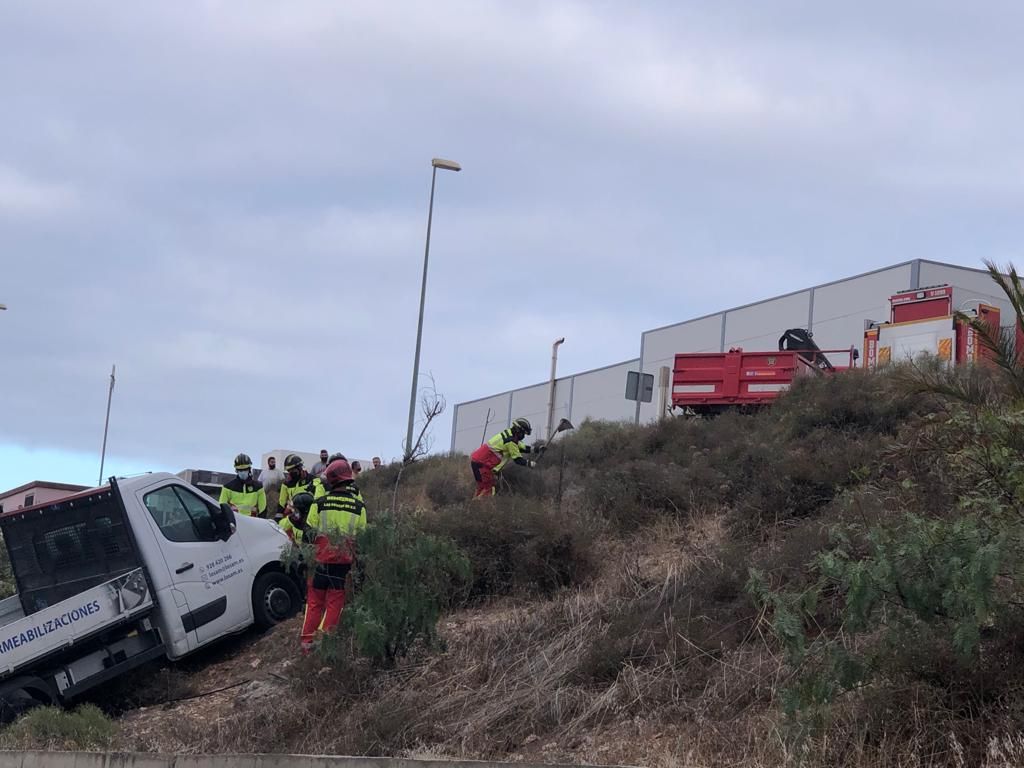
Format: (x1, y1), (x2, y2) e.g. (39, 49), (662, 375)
(252, 571), (301, 629)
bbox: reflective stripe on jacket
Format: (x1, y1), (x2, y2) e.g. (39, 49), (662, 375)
(306, 486), (367, 565)
(279, 516), (304, 543)
(279, 472), (314, 512)
(484, 428), (524, 472)
(219, 478), (267, 517)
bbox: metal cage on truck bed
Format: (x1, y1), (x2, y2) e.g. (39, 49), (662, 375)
(0, 487), (145, 616)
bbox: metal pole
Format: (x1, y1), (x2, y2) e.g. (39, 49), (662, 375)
(481, 407), (493, 445)
(404, 166), (438, 461)
(657, 365), (670, 421)
(546, 337), (565, 441)
(98, 364), (116, 486)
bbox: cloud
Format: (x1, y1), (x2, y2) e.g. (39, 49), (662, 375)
(0, 165), (77, 217)
(2, 1), (1023, 490)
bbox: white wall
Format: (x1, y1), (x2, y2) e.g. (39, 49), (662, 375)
(450, 393), (512, 454)
(260, 449), (320, 471)
(635, 314), (723, 423)
(509, 383), (549, 434)
(508, 378), (572, 442)
(451, 260), (1013, 442)
(569, 360), (639, 424)
(724, 290), (812, 352)
(450, 364), (635, 453)
(810, 264), (914, 357)
(509, 379), (572, 440)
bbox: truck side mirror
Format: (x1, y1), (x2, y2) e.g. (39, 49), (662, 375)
(212, 503), (237, 542)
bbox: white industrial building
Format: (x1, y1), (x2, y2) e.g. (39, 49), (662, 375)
(450, 259), (1011, 454)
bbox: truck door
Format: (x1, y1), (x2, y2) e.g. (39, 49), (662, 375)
(138, 483), (251, 649)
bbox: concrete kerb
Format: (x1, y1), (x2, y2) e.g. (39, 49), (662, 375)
(3, 753), (639, 768)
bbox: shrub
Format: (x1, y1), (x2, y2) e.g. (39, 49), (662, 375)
(572, 542), (758, 696)
(773, 367), (916, 438)
(358, 455), (472, 513)
(748, 401), (1024, 758)
(558, 419), (644, 468)
(494, 461), (548, 498)
(426, 498), (599, 600)
(0, 704), (115, 750)
(340, 513), (471, 666)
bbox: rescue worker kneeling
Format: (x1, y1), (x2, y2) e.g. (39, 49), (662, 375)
(279, 491), (314, 544)
(470, 417), (543, 499)
(279, 491), (314, 601)
(300, 459), (367, 652)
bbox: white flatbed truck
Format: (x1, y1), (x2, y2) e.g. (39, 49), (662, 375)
(0, 472), (301, 718)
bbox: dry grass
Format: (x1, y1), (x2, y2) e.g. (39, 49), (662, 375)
(98, 500), (1022, 767)
(0, 509), (962, 768)
(96, 514), (838, 764)
(11, 374), (1011, 766)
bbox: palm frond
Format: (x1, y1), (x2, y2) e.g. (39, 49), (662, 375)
(962, 260), (1024, 402)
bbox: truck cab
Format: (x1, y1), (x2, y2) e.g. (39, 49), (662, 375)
(0, 473), (300, 716)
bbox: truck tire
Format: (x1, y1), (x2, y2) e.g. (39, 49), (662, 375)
(252, 571), (300, 629)
(0, 676), (57, 723)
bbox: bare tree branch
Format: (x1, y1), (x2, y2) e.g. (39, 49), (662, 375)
(391, 373), (447, 517)
(403, 372), (446, 464)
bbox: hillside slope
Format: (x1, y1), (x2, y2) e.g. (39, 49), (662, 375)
(9, 365), (1024, 768)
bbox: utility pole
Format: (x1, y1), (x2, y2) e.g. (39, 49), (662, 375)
(98, 365), (116, 486)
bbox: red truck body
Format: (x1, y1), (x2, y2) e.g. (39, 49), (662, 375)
(671, 349), (801, 411)
(671, 347), (857, 412)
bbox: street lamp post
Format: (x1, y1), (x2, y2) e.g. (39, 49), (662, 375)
(404, 157), (461, 461)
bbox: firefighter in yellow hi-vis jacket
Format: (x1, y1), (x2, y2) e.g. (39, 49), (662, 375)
(219, 453), (268, 517)
(469, 418), (543, 498)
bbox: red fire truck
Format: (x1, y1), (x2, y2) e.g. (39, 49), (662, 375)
(670, 283), (1005, 415)
(863, 285), (1000, 369)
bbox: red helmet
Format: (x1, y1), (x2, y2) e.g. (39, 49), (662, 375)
(325, 458), (354, 486)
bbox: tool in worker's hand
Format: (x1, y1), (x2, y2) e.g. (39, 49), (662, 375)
(549, 418), (574, 441)
(535, 418), (574, 459)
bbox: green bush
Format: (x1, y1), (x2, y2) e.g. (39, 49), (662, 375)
(558, 419), (645, 468)
(554, 372), (916, 534)
(427, 498), (599, 600)
(773, 368), (916, 437)
(340, 514), (471, 666)
(0, 704), (115, 750)
(747, 402), (1024, 754)
(358, 455), (472, 513)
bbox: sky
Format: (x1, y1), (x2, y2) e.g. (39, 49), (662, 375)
(2, 1), (1024, 491)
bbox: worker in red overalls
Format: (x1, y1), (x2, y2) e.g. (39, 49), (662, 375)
(470, 418), (543, 498)
(299, 459), (366, 653)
